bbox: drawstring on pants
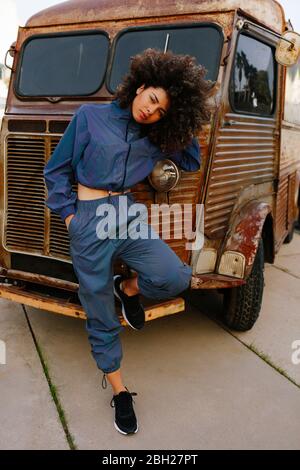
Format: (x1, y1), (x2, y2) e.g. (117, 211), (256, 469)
(102, 373), (107, 389)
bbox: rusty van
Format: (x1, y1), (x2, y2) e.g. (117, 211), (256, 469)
(0, 0), (300, 331)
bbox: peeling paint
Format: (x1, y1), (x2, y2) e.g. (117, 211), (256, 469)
(25, 0), (284, 33)
(224, 202), (271, 272)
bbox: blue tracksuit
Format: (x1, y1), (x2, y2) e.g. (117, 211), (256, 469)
(43, 100), (201, 373)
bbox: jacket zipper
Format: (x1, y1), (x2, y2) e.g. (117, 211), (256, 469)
(121, 122), (131, 189)
(121, 143), (131, 189)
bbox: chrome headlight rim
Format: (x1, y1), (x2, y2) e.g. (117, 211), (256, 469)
(148, 158), (181, 193)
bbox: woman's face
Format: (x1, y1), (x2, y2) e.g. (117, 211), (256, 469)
(131, 85), (170, 124)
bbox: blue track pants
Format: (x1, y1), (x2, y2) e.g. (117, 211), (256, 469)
(68, 193), (192, 373)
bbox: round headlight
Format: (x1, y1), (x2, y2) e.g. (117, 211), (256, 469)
(148, 159), (180, 192)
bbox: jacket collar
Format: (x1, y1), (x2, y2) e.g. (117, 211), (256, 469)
(110, 98), (142, 131)
(111, 98), (133, 120)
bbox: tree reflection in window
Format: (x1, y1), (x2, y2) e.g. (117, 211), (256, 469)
(232, 34), (275, 115)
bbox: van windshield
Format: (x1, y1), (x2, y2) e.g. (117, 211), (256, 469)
(109, 24), (223, 92)
(16, 31), (109, 97)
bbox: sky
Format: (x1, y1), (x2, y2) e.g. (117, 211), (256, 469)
(0, 0), (300, 65)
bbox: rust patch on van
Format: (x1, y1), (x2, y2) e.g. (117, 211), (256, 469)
(224, 201), (271, 269)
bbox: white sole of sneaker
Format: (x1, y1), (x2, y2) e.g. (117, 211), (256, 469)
(114, 421), (139, 435)
(113, 275), (140, 330)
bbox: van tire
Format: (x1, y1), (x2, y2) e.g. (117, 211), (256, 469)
(222, 239), (264, 331)
(284, 224), (294, 244)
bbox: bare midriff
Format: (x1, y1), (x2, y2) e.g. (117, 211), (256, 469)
(77, 182), (130, 200)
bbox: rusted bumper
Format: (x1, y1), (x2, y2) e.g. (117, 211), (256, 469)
(191, 273), (246, 289)
(0, 267), (246, 326)
(0, 282), (185, 325)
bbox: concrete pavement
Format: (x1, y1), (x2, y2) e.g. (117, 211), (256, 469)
(1, 233), (300, 449)
(199, 233), (300, 387)
(0, 299), (69, 450)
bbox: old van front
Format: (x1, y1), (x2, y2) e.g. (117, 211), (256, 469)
(1, 0), (299, 331)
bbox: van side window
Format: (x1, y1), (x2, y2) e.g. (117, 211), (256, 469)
(230, 34), (275, 115)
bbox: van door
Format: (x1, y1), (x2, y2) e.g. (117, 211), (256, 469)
(205, 28), (278, 241)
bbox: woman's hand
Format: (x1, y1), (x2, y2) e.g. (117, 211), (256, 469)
(65, 214), (75, 230)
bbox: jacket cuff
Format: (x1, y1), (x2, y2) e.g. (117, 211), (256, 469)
(60, 206), (76, 223)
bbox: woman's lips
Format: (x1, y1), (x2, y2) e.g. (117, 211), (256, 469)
(139, 111), (147, 120)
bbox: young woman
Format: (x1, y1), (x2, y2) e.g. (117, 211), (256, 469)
(43, 48), (211, 435)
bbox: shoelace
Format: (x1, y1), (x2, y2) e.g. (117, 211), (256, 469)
(110, 387), (137, 409)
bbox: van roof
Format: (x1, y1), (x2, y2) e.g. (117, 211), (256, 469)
(26, 0), (285, 33)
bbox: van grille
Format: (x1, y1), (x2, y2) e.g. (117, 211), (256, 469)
(48, 136), (73, 258)
(5, 136), (46, 252)
(4, 134), (74, 259)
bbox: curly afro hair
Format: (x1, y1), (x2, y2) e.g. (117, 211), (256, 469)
(114, 48), (213, 153)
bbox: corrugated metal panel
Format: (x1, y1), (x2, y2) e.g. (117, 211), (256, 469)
(168, 171), (200, 262)
(48, 136), (74, 258)
(205, 113), (276, 237)
(275, 175), (288, 240)
(131, 171), (200, 263)
(287, 173), (296, 229)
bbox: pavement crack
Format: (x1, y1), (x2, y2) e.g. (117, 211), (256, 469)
(21, 304), (77, 450)
(277, 253), (300, 258)
(199, 309), (300, 390)
(272, 264), (300, 280)
(243, 342), (300, 389)
(217, 319), (300, 390)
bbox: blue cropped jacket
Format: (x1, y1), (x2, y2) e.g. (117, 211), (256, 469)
(43, 99), (201, 222)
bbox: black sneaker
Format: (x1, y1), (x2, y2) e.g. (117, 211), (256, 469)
(113, 275), (145, 330)
(110, 388), (138, 435)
